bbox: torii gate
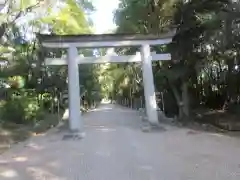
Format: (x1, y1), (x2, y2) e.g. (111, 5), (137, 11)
(38, 30), (175, 134)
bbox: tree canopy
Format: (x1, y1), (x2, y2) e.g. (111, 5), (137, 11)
(0, 0), (101, 126)
(109, 0), (240, 124)
(1, 0), (240, 132)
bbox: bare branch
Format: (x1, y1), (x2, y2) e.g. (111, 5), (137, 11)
(0, 1), (42, 39)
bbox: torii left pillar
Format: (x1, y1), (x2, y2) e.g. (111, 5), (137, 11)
(141, 44), (158, 125)
(67, 45), (83, 134)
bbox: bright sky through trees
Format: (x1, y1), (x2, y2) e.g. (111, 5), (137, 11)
(91, 0), (119, 34)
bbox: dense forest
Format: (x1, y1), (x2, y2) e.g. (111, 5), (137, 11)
(0, 0), (101, 141)
(106, 0), (240, 129)
(0, 0), (240, 136)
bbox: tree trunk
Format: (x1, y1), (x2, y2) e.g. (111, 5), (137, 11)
(225, 57), (235, 104)
(182, 82), (190, 117)
(170, 84), (184, 119)
(170, 81), (190, 119)
(0, 23), (7, 40)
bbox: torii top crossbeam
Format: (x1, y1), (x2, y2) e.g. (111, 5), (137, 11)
(37, 30), (176, 48)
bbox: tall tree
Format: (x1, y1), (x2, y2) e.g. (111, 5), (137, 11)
(113, 0), (235, 119)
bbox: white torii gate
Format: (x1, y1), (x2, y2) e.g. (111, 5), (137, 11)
(38, 31), (175, 134)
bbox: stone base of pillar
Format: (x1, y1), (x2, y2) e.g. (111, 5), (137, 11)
(141, 122), (166, 133)
(62, 130), (86, 140)
(140, 109), (168, 132)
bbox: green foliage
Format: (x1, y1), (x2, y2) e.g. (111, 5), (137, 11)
(38, 0), (92, 34)
(228, 103), (240, 115)
(8, 76), (25, 89)
(0, 0), (99, 141)
(22, 96), (44, 122)
(0, 99), (25, 124)
(0, 91), (44, 124)
(79, 64), (102, 108)
(114, 0), (174, 34)
(112, 0), (240, 119)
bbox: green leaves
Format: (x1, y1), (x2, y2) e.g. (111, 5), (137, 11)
(115, 0), (175, 34)
(8, 76), (25, 89)
(38, 0), (91, 34)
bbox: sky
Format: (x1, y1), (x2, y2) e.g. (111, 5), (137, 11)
(91, 0), (119, 34)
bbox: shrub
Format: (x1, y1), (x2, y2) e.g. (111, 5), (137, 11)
(0, 92), (45, 124)
(228, 103), (240, 115)
(22, 96), (45, 123)
(8, 76), (25, 89)
(0, 99), (25, 124)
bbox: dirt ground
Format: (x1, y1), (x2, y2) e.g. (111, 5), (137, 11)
(0, 104), (240, 180)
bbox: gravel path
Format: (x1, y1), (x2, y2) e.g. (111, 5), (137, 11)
(0, 104), (240, 180)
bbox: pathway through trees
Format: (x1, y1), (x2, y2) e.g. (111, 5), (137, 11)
(0, 104), (240, 180)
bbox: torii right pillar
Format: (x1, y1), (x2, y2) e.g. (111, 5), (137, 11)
(141, 44), (159, 125)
